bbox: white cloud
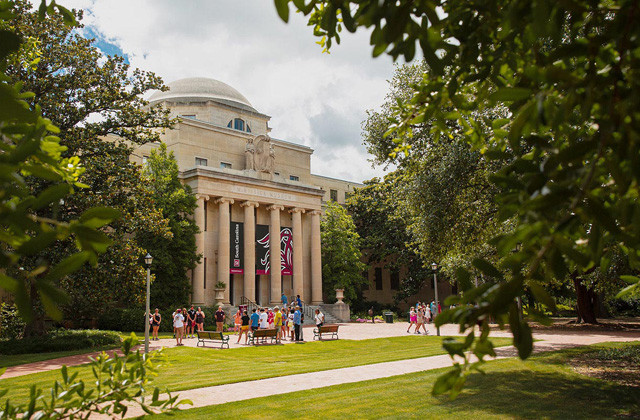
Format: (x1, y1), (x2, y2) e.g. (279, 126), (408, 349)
(64, 0), (395, 181)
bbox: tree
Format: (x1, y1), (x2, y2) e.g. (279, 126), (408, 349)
(139, 143), (200, 309)
(321, 201), (367, 303)
(6, 1), (174, 326)
(278, 0), (640, 397)
(347, 173), (432, 303)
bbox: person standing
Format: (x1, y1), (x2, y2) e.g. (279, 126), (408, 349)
(430, 300), (437, 322)
(259, 308), (268, 329)
(296, 295), (302, 308)
(237, 310), (250, 345)
(195, 306), (205, 332)
(293, 306), (302, 341)
(368, 306), (374, 323)
(215, 306), (226, 332)
(151, 308), (161, 341)
(181, 307), (188, 338)
(234, 308), (242, 334)
(186, 305), (196, 338)
(288, 309), (295, 340)
(173, 308), (184, 346)
(281, 293), (288, 306)
(274, 306), (283, 341)
(250, 308), (260, 332)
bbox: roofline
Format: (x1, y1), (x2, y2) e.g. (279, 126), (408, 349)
(151, 98), (271, 120)
(310, 173), (365, 186)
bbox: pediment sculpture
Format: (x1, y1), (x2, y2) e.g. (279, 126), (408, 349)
(246, 134), (275, 174)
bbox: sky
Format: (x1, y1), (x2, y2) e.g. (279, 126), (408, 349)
(61, 0), (398, 183)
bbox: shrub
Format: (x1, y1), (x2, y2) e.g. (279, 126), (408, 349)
(606, 298), (640, 317)
(0, 329), (122, 355)
(0, 303), (25, 340)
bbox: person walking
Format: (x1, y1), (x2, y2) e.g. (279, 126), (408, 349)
(151, 308), (161, 341)
(195, 307), (205, 332)
(293, 306), (302, 341)
(237, 310), (250, 345)
(281, 293), (288, 306)
(314, 308), (325, 339)
(173, 308), (184, 346)
(415, 307), (424, 334)
(215, 306), (225, 332)
(407, 307), (417, 333)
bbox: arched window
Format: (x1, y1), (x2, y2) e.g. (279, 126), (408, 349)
(227, 118), (251, 133)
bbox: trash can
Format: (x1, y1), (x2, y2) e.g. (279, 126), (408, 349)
(384, 312), (394, 324)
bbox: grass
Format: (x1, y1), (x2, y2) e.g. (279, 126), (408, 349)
(0, 335), (511, 405)
(150, 342), (640, 419)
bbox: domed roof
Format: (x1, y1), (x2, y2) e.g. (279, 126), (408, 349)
(149, 77), (256, 112)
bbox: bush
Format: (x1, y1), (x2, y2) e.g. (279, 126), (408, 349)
(606, 297), (640, 317)
(0, 329), (122, 355)
(0, 302), (25, 340)
(97, 306), (234, 333)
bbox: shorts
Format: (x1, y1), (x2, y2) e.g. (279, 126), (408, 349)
(287, 321), (293, 328)
(151, 322), (159, 327)
(316, 323), (323, 328)
(241, 325), (249, 331)
(251, 326), (259, 331)
(275, 326), (281, 334)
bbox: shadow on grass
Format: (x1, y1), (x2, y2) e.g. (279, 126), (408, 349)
(443, 369), (640, 419)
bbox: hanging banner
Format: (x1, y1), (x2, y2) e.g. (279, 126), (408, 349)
(280, 227), (293, 275)
(255, 224), (270, 275)
(230, 221), (244, 274)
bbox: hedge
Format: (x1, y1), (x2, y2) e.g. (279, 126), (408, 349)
(97, 306), (234, 333)
(0, 329), (122, 355)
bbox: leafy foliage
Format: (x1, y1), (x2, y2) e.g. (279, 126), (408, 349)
(0, 329), (121, 355)
(0, 334), (191, 418)
(139, 143), (200, 310)
(280, 0), (640, 397)
(4, 1), (175, 324)
(0, 1), (118, 323)
(320, 201), (367, 303)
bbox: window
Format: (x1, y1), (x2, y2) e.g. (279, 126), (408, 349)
(142, 156), (149, 165)
(330, 189), (338, 201)
(220, 162), (232, 169)
(363, 270), (370, 290)
(181, 114), (196, 119)
(274, 172), (280, 176)
(203, 200), (208, 231)
(290, 175), (299, 181)
(227, 118), (250, 132)
(203, 257), (207, 289)
(195, 157), (208, 166)
(375, 268), (383, 290)
(390, 270), (400, 290)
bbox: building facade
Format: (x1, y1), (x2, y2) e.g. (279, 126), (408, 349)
(131, 77), (358, 307)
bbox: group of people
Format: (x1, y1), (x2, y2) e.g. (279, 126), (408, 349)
(231, 303), (325, 345)
(147, 306), (208, 346)
(406, 300), (440, 334)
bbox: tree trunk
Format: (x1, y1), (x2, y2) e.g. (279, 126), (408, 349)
(22, 280), (46, 337)
(572, 274), (598, 324)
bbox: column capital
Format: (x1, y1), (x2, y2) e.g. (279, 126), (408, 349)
(288, 207), (306, 214)
(240, 200), (260, 208)
(267, 204), (285, 211)
(195, 194), (210, 201)
(214, 197), (234, 205)
(308, 209), (322, 216)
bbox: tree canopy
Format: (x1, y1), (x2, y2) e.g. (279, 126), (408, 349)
(321, 201), (367, 303)
(278, 0), (640, 397)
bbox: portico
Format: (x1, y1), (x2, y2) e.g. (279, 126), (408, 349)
(184, 166), (324, 307)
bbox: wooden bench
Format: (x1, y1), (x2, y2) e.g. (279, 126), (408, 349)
(313, 324), (339, 340)
(196, 330), (230, 349)
(249, 328), (280, 345)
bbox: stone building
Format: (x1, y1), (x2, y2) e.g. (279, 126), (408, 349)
(132, 77), (359, 307)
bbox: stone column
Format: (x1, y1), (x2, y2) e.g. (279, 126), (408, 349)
(290, 207), (305, 301)
(241, 201), (258, 302)
(192, 194), (208, 305)
(310, 210), (323, 304)
(216, 197), (234, 304)
(268, 204), (284, 304)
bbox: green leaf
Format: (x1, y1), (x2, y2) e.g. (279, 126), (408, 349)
(79, 206), (121, 228)
(489, 87), (532, 102)
(45, 251), (91, 281)
(472, 258), (503, 279)
(432, 366), (461, 396)
(528, 282), (557, 311)
(274, 0), (290, 23)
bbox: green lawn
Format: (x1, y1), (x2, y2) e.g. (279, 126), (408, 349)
(150, 342), (640, 419)
(0, 335), (511, 405)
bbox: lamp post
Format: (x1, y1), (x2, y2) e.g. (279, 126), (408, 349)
(144, 253), (153, 354)
(431, 262), (440, 336)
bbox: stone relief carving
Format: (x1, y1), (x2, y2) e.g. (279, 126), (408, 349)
(245, 137), (255, 170)
(247, 134), (275, 174)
